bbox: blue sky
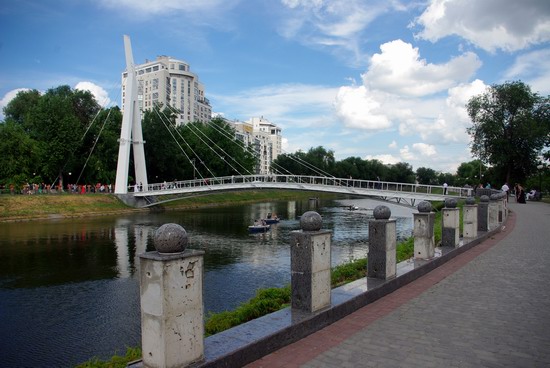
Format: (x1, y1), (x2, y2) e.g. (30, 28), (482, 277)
(1, 0), (549, 173)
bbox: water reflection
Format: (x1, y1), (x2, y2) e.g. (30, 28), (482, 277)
(0, 197), (413, 367)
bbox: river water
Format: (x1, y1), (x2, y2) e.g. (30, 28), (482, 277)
(0, 196), (414, 367)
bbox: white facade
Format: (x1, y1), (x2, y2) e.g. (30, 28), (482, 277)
(232, 116), (282, 175)
(121, 56), (211, 125)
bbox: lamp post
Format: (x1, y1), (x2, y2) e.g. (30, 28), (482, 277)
(537, 164), (543, 193)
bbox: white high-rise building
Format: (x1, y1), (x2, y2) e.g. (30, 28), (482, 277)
(121, 56), (211, 125)
(232, 116), (282, 175)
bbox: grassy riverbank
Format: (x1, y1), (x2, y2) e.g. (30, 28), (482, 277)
(0, 190), (334, 222)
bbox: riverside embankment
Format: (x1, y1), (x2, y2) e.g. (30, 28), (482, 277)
(0, 190), (333, 222)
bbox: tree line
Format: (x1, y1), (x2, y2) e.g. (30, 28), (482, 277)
(1, 81), (548, 193)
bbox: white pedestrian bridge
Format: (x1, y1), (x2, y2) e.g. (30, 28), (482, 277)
(130, 174), (472, 208)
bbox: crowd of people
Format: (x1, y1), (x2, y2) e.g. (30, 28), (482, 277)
(500, 182), (542, 203)
(7, 182), (114, 195)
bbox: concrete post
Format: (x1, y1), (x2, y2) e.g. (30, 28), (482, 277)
(497, 194), (504, 223)
(489, 194), (499, 230)
(441, 198), (460, 247)
(477, 195), (489, 232)
(291, 211), (332, 313)
(413, 201), (435, 259)
(463, 197), (478, 239)
(139, 223), (205, 368)
(368, 205), (396, 280)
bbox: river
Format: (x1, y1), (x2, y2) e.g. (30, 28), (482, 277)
(0, 196), (414, 367)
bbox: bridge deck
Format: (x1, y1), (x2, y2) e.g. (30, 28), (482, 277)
(131, 175), (472, 207)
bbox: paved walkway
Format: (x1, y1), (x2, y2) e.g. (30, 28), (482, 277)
(247, 202), (550, 368)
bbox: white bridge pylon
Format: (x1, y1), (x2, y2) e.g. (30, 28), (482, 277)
(115, 35), (148, 195)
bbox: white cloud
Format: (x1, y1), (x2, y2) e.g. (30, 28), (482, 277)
(334, 85), (391, 130)
(413, 0), (550, 52)
(412, 142), (437, 157)
(210, 83), (338, 130)
(332, 35), (488, 146)
(388, 140), (397, 149)
(364, 153), (400, 165)
(362, 39), (481, 97)
(0, 88), (31, 120)
(400, 145), (415, 160)
(504, 48), (550, 94)
(279, 0), (405, 65)
(74, 81), (112, 106)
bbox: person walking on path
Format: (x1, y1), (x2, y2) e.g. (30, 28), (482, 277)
(247, 201), (550, 368)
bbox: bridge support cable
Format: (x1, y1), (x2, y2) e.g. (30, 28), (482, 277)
(49, 92), (118, 189)
(154, 108), (218, 184)
(203, 118), (302, 177)
(277, 150), (336, 179)
(163, 105), (253, 177)
(183, 120), (253, 177)
(74, 108), (113, 185)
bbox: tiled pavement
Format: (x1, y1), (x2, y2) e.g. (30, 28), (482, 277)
(246, 202), (550, 368)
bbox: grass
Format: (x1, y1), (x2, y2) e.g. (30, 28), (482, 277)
(75, 347), (142, 368)
(0, 194), (132, 220)
(0, 190), (336, 222)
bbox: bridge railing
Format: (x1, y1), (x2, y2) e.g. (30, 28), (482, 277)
(138, 174), (470, 197)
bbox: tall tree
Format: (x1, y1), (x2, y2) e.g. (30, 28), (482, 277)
(386, 162), (415, 183)
(467, 81), (550, 184)
(416, 167), (438, 185)
(2, 86), (101, 186)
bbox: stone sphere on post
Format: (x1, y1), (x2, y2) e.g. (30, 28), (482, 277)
(417, 201), (432, 213)
(373, 205), (391, 220)
(300, 211), (323, 231)
(480, 195), (490, 202)
(153, 223), (188, 254)
(465, 197), (476, 205)
(444, 198), (457, 208)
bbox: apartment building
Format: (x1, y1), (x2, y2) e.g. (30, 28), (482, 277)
(232, 116), (282, 175)
(121, 56), (211, 125)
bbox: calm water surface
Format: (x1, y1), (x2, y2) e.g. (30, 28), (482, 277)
(0, 197), (414, 367)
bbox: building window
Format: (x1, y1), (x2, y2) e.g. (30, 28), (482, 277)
(153, 65), (159, 71)
(146, 67), (151, 73)
(179, 64), (185, 71)
(170, 64), (174, 69)
(152, 78), (159, 90)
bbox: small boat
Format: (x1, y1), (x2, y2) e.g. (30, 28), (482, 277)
(248, 224), (271, 233)
(264, 213), (280, 224)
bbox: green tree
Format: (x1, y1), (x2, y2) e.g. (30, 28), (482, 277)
(272, 146), (335, 176)
(2, 86), (102, 187)
(142, 112), (255, 182)
(0, 120), (38, 185)
(415, 167), (438, 185)
(455, 160), (486, 187)
(386, 162), (415, 183)
(467, 81), (550, 184)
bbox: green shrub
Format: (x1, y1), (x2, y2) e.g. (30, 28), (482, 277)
(75, 347), (141, 368)
(331, 258), (368, 287)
